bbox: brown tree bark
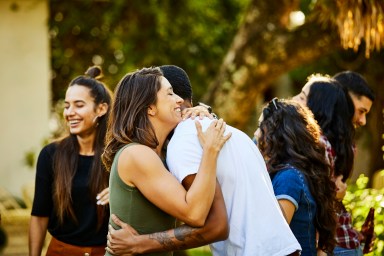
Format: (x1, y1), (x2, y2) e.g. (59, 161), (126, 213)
(364, 55), (384, 182)
(203, 0), (340, 130)
(203, 0), (384, 183)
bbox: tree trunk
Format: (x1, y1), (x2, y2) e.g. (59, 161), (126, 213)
(365, 55), (384, 182)
(203, 0), (384, 183)
(203, 0), (340, 130)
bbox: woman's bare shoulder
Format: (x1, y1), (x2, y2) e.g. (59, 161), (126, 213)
(119, 144), (160, 170)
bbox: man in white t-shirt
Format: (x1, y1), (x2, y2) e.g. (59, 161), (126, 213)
(106, 65), (301, 256)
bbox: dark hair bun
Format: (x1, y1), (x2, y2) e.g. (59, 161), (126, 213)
(85, 66), (104, 80)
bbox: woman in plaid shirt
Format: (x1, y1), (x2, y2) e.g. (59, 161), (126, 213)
(293, 75), (364, 256)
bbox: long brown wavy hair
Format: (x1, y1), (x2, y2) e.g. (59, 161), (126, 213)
(102, 67), (163, 171)
(257, 98), (337, 253)
(53, 66), (112, 229)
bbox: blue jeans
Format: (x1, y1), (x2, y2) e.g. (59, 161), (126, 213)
(330, 246), (363, 256)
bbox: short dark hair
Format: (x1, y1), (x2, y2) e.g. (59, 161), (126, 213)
(159, 65), (193, 104)
(333, 71), (375, 101)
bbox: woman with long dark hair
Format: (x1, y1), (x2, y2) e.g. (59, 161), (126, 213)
(293, 75), (362, 256)
(293, 75), (355, 181)
(256, 98), (337, 256)
(29, 66), (112, 256)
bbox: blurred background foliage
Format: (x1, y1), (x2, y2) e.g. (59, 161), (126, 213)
(344, 174), (384, 255)
(50, 0), (250, 102)
(49, 0), (384, 181)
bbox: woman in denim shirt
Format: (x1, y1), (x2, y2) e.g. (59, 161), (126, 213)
(255, 99), (337, 256)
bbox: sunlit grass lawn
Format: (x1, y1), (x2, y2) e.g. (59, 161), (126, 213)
(185, 246), (212, 256)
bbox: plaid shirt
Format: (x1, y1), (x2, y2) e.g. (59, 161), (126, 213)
(320, 135), (336, 173)
(321, 135), (360, 249)
(335, 203), (361, 249)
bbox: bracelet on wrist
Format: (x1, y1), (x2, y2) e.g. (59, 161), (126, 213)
(197, 102), (212, 114)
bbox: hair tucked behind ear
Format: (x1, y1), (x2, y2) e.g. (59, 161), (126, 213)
(53, 66), (112, 229)
(102, 67), (163, 171)
(258, 99), (337, 253)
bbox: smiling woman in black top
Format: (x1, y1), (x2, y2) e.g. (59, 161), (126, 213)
(29, 66), (112, 256)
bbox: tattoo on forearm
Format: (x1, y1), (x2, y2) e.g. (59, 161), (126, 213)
(174, 226), (198, 241)
(149, 232), (179, 250)
(148, 225), (206, 251)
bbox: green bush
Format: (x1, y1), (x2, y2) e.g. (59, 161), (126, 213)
(186, 246), (212, 256)
(344, 174), (384, 255)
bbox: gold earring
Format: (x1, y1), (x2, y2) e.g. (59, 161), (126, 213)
(93, 116), (100, 126)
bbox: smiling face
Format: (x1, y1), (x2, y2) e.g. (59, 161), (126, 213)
(349, 93), (373, 128)
(149, 76), (184, 129)
(64, 85), (105, 138)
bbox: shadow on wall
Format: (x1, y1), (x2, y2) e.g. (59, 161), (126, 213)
(0, 224), (7, 254)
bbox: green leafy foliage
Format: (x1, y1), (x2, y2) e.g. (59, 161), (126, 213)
(186, 246), (212, 256)
(344, 174), (384, 255)
(50, 0), (249, 103)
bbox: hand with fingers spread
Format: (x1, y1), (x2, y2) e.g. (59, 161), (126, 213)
(195, 118), (231, 154)
(182, 105), (214, 120)
(106, 214), (139, 256)
(96, 187), (109, 205)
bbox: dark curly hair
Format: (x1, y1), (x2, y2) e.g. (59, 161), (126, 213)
(257, 98), (337, 253)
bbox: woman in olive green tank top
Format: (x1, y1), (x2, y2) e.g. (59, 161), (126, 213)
(102, 67), (230, 255)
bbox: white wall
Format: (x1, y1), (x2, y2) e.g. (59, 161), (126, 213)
(0, 0), (50, 198)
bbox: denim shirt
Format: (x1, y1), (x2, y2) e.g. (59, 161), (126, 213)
(271, 167), (317, 256)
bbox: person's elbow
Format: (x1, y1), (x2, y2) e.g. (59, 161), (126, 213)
(183, 215), (207, 228)
(204, 218), (229, 243)
(182, 207), (214, 227)
(214, 220), (229, 241)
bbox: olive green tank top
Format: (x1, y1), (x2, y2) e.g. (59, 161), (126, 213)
(106, 143), (176, 256)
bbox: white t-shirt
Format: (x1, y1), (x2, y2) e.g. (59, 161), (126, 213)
(166, 118), (301, 256)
